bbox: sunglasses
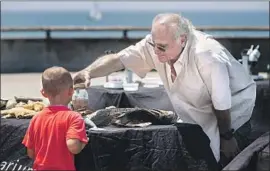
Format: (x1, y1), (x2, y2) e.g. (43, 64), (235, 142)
(147, 41), (168, 52)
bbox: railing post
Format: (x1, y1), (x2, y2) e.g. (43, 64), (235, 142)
(46, 30), (51, 39)
(45, 30), (51, 52)
(123, 30), (128, 39)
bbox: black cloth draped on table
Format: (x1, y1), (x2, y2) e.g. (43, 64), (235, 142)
(86, 81), (269, 118)
(76, 124), (219, 171)
(87, 86), (174, 111)
(0, 118), (219, 171)
(87, 81), (270, 141)
(0, 118), (33, 168)
(0, 80), (268, 171)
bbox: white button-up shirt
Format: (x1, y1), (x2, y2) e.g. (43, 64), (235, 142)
(118, 30), (256, 162)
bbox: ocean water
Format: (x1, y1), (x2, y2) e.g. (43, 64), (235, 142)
(1, 10), (269, 38)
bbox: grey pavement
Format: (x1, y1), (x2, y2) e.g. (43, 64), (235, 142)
(1, 71), (162, 99)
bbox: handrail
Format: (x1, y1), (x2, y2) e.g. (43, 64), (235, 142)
(1, 26), (270, 31)
(1, 26), (269, 39)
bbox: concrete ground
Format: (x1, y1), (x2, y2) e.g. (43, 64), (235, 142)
(1, 71), (162, 99)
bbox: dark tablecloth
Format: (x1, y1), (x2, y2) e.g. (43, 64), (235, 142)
(87, 86), (174, 111)
(0, 80), (268, 171)
(0, 119), (219, 171)
(87, 80), (269, 112)
(86, 80), (270, 159)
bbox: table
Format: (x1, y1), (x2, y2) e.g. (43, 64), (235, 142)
(87, 86), (174, 111)
(0, 119), (220, 171)
(87, 80), (269, 115)
(76, 124), (220, 171)
(0, 80), (268, 171)
(87, 80), (270, 143)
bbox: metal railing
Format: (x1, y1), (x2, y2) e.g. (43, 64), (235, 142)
(1, 26), (269, 39)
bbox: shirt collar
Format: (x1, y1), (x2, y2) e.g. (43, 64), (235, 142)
(174, 46), (186, 66)
(45, 105), (70, 112)
(172, 35), (194, 67)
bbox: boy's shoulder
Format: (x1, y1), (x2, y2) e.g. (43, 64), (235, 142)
(63, 109), (81, 115)
(31, 109), (80, 120)
(62, 110), (83, 120)
(30, 111), (43, 121)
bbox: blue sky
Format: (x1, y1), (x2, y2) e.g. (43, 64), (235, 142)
(1, 1), (269, 12)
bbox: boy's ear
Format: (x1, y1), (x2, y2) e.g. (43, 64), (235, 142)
(68, 88), (74, 96)
(40, 89), (48, 98)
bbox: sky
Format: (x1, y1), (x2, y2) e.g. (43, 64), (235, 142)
(1, 1), (269, 12)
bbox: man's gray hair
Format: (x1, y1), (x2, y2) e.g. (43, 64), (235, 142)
(152, 13), (195, 40)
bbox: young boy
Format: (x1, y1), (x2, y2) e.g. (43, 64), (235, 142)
(22, 66), (88, 170)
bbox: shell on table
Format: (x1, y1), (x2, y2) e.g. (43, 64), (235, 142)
(1, 98), (46, 119)
(1, 107), (37, 119)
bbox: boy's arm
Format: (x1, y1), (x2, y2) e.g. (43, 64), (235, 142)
(27, 148), (35, 159)
(22, 119), (36, 159)
(66, 138), (88, 154)
(66, 113), (89, 154)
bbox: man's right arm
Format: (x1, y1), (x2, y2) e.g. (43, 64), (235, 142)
(73, 53), (125, 85)
(73, 35), (155, 85)
(83, 53), (125, 79)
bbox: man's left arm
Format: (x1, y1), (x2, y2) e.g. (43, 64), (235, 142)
(209, 60), (233, 136)
(198, 53), (233, 134)
(197, 48), (240, 160)
(199, 49), (235, 133)
(214, 109), (232, 137)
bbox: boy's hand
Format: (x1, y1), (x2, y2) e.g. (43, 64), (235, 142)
(27, 148), (35, 159)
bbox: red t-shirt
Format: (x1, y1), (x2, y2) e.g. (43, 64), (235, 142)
(22, 105), (88, 170)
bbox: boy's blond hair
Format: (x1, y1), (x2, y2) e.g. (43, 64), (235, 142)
(42, 66), (73, 97)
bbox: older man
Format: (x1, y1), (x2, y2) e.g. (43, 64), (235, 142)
(73, 13), (256, 165)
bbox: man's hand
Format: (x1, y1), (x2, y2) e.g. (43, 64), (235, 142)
(220, 136), (240, 159)
(73, 70), (91, 88)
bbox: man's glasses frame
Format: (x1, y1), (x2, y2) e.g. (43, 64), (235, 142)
(147, 41), (168, 52)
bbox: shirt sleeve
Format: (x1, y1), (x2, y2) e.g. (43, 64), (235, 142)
(198, 51), (232, 110)
(118, 35), (155, 78)
(66, 113), (88, 144)
(210, 60), (231, 110)
(22, 120), (35, 149)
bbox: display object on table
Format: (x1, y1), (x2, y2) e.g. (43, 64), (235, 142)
(103, 75), (123, 89)
(239, 45), (261, 76)
(72, 83), (91, 111)
(257, 64), (270, 80)
(84, 107), (178, 129)
(0, 97), (46, 119)
(125, 69), (133, 84)
(71, 83), (96, 117)
(142, 77), (162, 88)
(123, 83), (139, 91)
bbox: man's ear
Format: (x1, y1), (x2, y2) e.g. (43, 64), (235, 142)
(180, 34), (187, 47)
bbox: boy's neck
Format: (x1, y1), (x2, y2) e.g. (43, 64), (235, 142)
(49, 102), (68, 107)
(48, 97), (69, 106)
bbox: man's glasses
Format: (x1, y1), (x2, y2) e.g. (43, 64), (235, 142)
(147, 41), (168, 52)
